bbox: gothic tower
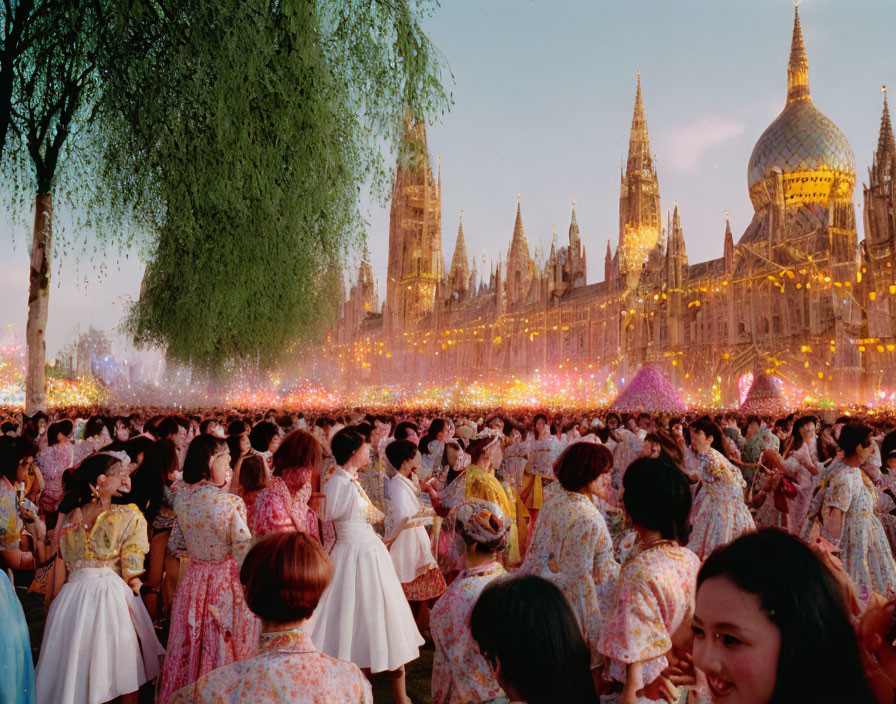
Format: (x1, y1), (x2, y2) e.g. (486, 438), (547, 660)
(386, 116), (442, 330)
(863, 87), (896, 340)
(505, 197), (534, 304)
(665, 203), (687, 350)
(618, 72), (661, 280)
(448, 213), (470, 302)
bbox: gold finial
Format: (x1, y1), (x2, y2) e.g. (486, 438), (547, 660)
(725, 209), (730, 220)
(674, 199), (678, 207)
(517, 193), (521, 200)
(884, 85), (888, 94)
(572, 199), (576, 207)
(637, 69), (640, 77)
(787, 1), (811, 104)
(794, 0), (798, 6)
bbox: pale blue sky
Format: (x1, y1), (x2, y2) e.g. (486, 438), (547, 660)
(1, 0), (894, 357)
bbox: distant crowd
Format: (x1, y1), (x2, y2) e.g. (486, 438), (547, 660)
(4, 406), (896, 703)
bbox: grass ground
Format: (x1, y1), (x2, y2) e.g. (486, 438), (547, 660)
(16, 582), (434, 704)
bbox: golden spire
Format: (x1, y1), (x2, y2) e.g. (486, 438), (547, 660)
(627, 70), (652, 175)
(787, 1), (811, 104)
(878, 85), (896, 159)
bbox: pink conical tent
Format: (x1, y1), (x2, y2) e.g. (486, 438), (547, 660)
(739, 373), (790, 416)
(610, 365), (687, 413)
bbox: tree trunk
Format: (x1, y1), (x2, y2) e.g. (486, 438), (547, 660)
(26, 193), (52, 413)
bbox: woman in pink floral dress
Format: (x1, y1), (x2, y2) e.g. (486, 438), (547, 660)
(520, 442), (620, 668)
(257, 429), (322, 539)
(36, 420), (94, 523)
(156, 435), (261, 704)
(170, 532), (371, 704)
(598, 457), (699, 704)
(686, 420), (755, 560)
(430, 498), (510, 704)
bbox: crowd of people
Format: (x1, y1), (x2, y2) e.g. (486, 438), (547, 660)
(4, 406), (896, 703)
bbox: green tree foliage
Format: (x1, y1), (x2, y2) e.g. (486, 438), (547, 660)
(95, 0), (450, 371)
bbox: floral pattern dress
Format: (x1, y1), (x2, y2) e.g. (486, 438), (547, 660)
(280, 466), (320, 538)
(824, 464), (896, 596)
(170, 629), (372, 704)
(156, 483), (261, 704)
(687, 448), (755, 560)
(465, 464), (520, 564)
(598, 541), (700, 690)
(431, 562), (507, 704)
(520, 487), (620, 665)
(36, 441), (92, 514)
(249, 475), (319, 540)
(36, 504), (165, 704)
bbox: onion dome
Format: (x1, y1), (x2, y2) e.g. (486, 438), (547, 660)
(747, 4), (855, 211)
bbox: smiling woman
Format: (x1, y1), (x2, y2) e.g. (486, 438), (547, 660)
(692, 529), (877, 704)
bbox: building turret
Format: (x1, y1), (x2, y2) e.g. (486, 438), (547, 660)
(505, 197), (534, 304)
(723, 211), (734, 273)
(447, 212), (470, 302)
(604, 241), (613, 282)
(385, 115), (442, 330)
(618, 72), (661, 278)
(568, 203), (587, 288)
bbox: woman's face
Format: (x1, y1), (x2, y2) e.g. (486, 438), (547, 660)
(352, 442), (371, 468)
(639, 440), (660, 459)
(115, 421), (129, 442)
(585, 471), (611, 499)
(239, 433), (251, 455)
(486, 441), (503, 468)
(693, 429), (710, 452)
(269, 430), (283, 454)
(15, 455), (35, 483)
(692, 576), (781, 704)
(98, 464), (132, 497)
(799, 422), (816, 441)
(510, 428), (522, 443)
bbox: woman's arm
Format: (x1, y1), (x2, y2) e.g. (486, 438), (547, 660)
(825, 507), (844, 544)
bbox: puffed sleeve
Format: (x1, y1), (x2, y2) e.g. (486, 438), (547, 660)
(226, 495), (254, 564)
(0, 484), (23, 550)
(322, 474), (356, 522)
(119, 505), (150, 582)
(824, 471), (854, 513)
(250, 481), (293, 537)
(598, 569), (671, 667)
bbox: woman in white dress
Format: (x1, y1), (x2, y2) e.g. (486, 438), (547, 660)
(312, 426), (424, 704)
(36, 453), (165, 704)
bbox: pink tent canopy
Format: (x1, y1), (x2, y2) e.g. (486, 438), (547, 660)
(610, 365), (687, 413)
(739, 373), (790, 416)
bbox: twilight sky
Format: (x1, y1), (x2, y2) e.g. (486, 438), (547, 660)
(1, 0), (894, 357)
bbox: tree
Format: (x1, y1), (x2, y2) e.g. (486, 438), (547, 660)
(9, 0), (97, 411)
(0, 0), (41, 160)
(95, 0), (450, 371)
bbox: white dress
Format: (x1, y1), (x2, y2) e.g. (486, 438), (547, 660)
(35, 504), (165, 704)
(386, 472), (437, 584)
(311, 467), (424, 672)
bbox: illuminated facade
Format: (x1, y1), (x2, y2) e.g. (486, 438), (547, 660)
(333, 6), (896, 405)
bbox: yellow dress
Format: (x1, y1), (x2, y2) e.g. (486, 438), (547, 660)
(464, 464), (520, 564)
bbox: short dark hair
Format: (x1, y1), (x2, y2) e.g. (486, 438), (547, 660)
(183, 434), (227, 484)
(273, 430), (322, 476)
(623, 458), (691, 543)
(698, 530), (877, 704)
(690, 419), (724, 452)
(836, 422), (873, 456)
(555, 442), (612, 492)
(249, 421), (279, 453)
(238, 454), (268, 494)
(470, 574), (598, 704)
(241, 532), (333, 622)
(386, 440), (418, 470)
(394, 421), (418, 441)
(330, 427), (365, 466)
(59, 453), (123, 512)
(47, 420), (73, 445)
(156, 415), (187, 439)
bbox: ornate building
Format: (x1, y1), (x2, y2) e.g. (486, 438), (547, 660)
(332, 6), (896, 405)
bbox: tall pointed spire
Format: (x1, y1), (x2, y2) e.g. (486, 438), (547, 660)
(449, 212), (470, 295)
(626, 70), (654, 176)
(787, 2), (811, 105)
(877, 86), (896, 161)
(724, 210), (735, 272)
(568, 200), (581, 250)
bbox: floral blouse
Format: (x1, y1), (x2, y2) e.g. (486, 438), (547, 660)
(598, 541), (700, 687)
(173, 483), (252, 564)
(36, 442), (93, 513)
(58, 503), (149, 582)
(169, 628), (372, 704)
(431, 562), (506, 704)
(521, 487), (620, 665)
(0, 476), (23, 550)
(696, 448), (747, 502)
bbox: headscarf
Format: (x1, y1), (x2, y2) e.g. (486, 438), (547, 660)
(454, 498), (510, 552)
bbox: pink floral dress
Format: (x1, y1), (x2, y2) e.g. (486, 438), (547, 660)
(156, 483), (261, 704)
(281, 466), (321, 538)
(36, 442), (92, 514)
(430, 562), (506, 704)
(824, 464), (896, 596)
(598, 541), (700, 690)
(169, 628), (372, 704)
(687, 448), (755, 560)
(520, 487), (620, 665)
(249, 476), (319, 540)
